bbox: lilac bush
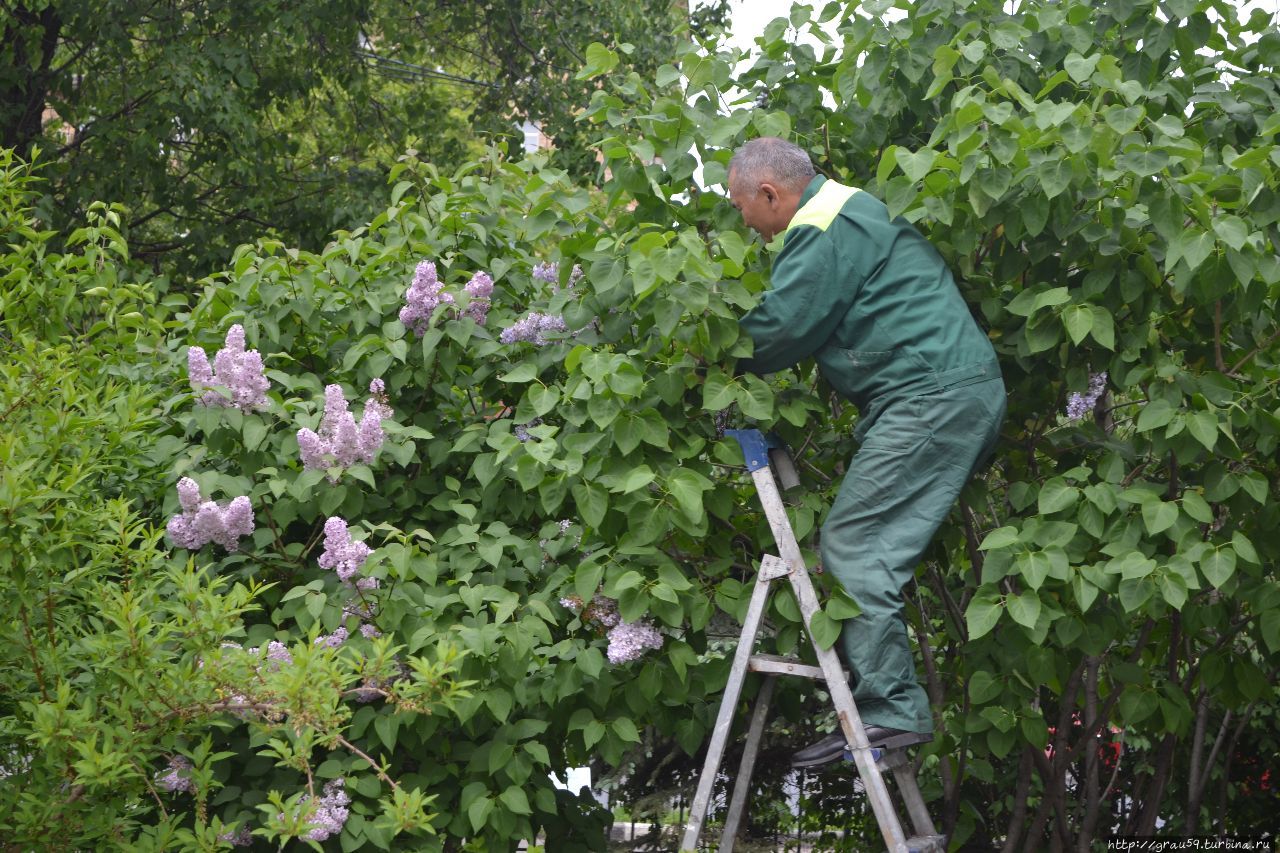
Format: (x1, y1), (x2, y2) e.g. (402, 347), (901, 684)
(186, 324), (270, 411)
(165, 478), (254, 551)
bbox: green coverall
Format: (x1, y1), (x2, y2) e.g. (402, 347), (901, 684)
(739, 175), (1005, 734)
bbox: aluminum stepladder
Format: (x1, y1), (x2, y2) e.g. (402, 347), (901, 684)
(679, 429), (945, 853)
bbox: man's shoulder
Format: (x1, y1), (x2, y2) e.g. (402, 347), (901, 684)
(788, 180), (862, 233)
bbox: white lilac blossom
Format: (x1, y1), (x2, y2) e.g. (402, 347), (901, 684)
(1065, 371), (1108, 421)
(166, 478), (254, 551)
(399, 260), (455, 336)
(187, 324), (270, 411)
(318, 517), (372, 584)
(359, 623), (382, 639)
(297, 381), (392, 472)
(499, 312), (568, 345)
(606, 619), (664, 664)
(155, 755), (193, 793)
(463, 271), (494, 325)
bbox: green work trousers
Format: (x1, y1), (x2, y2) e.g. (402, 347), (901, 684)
(820, 377), (1006, 733)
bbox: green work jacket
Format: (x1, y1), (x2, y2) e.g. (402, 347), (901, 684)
(739, 175), (1000, 435)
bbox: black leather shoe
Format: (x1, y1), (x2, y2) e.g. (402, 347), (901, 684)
(790, 727), (933, 768)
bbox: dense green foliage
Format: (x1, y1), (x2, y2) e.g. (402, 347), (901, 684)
(1, 0), (726, 280)
(3, 0), (1280, 850)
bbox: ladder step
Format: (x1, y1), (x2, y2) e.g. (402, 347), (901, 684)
(906, 835), (947, 853)
(748, 653), (850, 680)
(748, 654), (824, 679)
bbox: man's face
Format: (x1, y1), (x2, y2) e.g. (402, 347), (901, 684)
(728, 169), (793, 243)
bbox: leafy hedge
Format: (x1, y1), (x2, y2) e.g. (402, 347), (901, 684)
(3, 0), (1279, 849)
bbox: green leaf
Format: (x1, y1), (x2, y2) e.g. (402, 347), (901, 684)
(702, 370), (737, 410)
(896, 148), (938, 182)
(1038, 478), (1079, 514)
(577, 43), (619, 79)
(1200, 547), (1236, 588)
(498, 363), (538, 383)
(499, 786), (532, 815)
(1007, 591), (1041, 628)
(808, 610), (841, 650)
(574, 562), (604, 602)
(979, 526), (1019, 550)
(1089, 305), (1115, 349)
(826, 588), (861, 620)
(1038, 159), (1072, 199)
(467, 795), (493, 832)
(572, 483), (607, 528)
(527, 384), (560, 418)
(1061, 304), (1093, 345)
(617, 466), (655, 494)
(752, 110), (792, 138)
(242, 417), (268, 451)
(1063, 52), (1099, 83)
(1187, 411), (1218, 452)
(1181, 491), (1213, 523)
(1141, 499), (1178, 535)
(1136, 399), (1176, 432)
(968, 670), (1002, 704)
(611, 717), (641, 743)
(965, 587), (1003, 639)
(666, 469), (711, 521)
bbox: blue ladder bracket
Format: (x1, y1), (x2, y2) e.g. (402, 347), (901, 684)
(725, 429), (770, 473)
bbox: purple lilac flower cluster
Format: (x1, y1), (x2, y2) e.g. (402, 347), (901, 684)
(606, 619), (664, 664)
(249, 640), (294, 671)
(399, 260), (455, 337)
(1065, 371), (1108, 421)
(187, 324), (270, 411)
(297, 381), (392, 473)
(464, 271), (494, 326)
(531, 261), (559, 283)
(275, 779), (350, 842)
(317, 517), (372, 584)
(561, 593), (663, 664)
(532, 261), (584, 293)
(155, 755), (193, 793)
(314, 622), (382, 648)
(499, 312), (568, 345)
(217, 825), (253, 847)
(166, 478), (254, 551)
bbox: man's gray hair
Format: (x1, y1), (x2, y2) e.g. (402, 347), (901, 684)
(729, 137), (815, 195)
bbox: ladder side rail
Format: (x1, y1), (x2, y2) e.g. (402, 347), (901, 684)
(892, 763), (939, 838)
(717, 674), (777, 852)
(748, 465), (912, 853)
(679, 565), (778, 852)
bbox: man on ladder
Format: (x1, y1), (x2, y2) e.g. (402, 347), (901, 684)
(726, 136), (1006, 768)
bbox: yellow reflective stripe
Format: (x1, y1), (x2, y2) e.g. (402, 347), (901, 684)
(786, 181), (859, 233)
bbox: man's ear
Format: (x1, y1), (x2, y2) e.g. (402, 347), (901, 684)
(761, 182), (779, 205)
